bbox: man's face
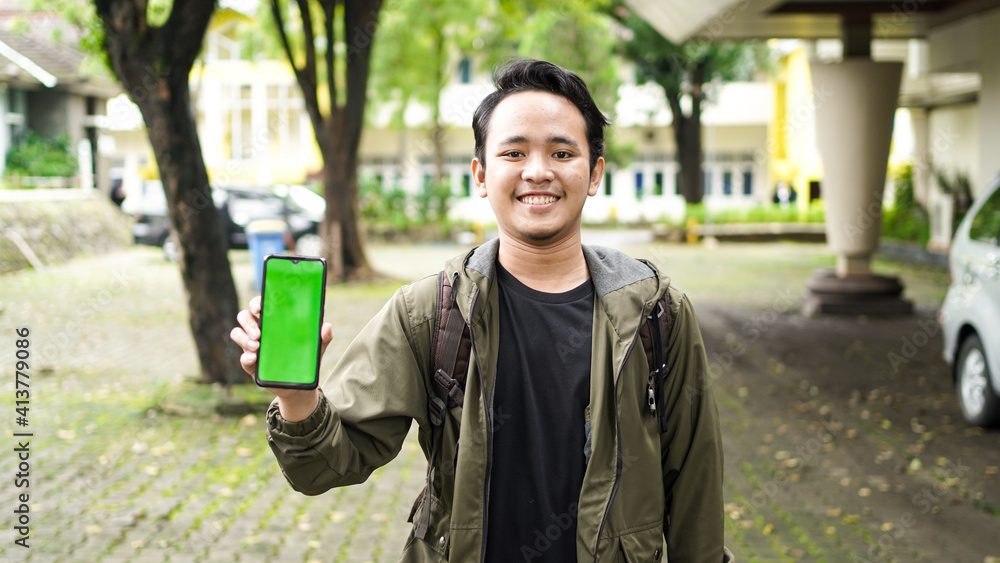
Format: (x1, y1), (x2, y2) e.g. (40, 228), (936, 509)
(473, 90), (604, 245)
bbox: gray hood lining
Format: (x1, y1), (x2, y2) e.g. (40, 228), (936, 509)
(464, 238), (655, 299)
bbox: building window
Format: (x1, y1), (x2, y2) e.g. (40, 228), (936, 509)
(221, 84), (255, 160)
(722, 171), (733, 196)
(968, 187), (1000, 244)
(743, 170), (753, 196)
(675, 171), (682, 195)
(653, 171), (664, 196)
(635, 171), (644, 199)
(216, 34), (240, 61)
(462, 173), (471, 197)
(604, 172), (612, 196)
(703, 170), (712, 196)
(265, 83), (304, 160)
(458, 57), (471, 84)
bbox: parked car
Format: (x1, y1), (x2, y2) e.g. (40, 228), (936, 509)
(122, 180), (171, 246)
(122, 182), (325, 256)
(217, 184), (324, 249)
(941, 176), (1000, 427)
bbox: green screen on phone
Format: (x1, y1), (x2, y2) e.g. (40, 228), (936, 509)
(256, 255), (327, 389)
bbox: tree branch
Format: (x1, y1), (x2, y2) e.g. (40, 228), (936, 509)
(320, 0), (337, 117)
(342, 0), (381, 147)
(296, 0), (318, 96)
(269, 0), (299, 77)
(94, 0), (150, 86)
(162, 0), (216, 70)
(666, 87), (684, 138)
(690, 59), (707, 116)
(271, 0), (327, 149)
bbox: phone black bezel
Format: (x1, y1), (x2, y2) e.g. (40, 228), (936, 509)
(255, 254), (328, 390)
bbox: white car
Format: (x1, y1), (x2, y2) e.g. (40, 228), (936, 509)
(942, 177), (1000, 427)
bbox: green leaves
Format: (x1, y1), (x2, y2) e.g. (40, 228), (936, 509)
(613, 2), (769, 105)
(3, 131), (79, 180)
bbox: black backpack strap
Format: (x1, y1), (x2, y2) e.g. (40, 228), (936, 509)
(640, 287), (673, 433)
(414, 270), (471, 541)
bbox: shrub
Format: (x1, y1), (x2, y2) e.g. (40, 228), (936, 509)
(681, 201), (824, 225)
(360, 177), (409, 230)
(882, 163), (930, 244)
(4, 131), (79, 182)
(359, 176), (468, 240)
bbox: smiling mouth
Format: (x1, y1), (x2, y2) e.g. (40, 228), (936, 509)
(518, 195), (558, 205)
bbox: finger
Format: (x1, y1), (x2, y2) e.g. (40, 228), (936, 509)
(319, 322), (333, 357)
(240, 351), (257, 375)
(249, 295), (262, 317)
(230, 326), (258, 352)
(237, 309), (261, 340)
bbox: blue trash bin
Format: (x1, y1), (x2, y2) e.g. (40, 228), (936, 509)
(246, 219), (288, 292)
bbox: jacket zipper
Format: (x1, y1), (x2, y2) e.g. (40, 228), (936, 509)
(465, 286), (493, 563)
(592, 301), (652, 562)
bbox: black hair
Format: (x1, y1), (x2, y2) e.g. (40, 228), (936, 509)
(472, 58), (609, 172)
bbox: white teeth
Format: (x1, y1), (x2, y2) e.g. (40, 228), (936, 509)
(521, 195), (557, 205)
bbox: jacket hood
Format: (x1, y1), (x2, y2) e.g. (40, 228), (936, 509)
(444, 238), (671, 319)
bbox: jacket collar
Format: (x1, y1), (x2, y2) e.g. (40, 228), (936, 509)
(460, 237), (663, 300)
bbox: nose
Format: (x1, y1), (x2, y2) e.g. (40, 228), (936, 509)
(521, 153), (554, 183)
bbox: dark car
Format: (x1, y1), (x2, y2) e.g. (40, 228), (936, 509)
(123, 180), (171, 246)
(123, 182), (325, 255)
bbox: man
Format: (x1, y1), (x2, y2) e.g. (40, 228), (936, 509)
(231, 59), (731, 562)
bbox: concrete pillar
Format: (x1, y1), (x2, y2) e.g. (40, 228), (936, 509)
(977, 8), (1000, 192)
(0, 84), (7, 178)
(802, 19), (913, 316)
(811, 59), (903, 276)
(909, 107), (930, 208)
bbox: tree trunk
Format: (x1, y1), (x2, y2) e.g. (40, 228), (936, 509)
(667, 80), (705, 205)
(275, 0), (380, 282)
(431, 27), (446, 184)
(322, 118), (368, 280)
(96, 0), (245, 385)
(318, 0), (381, 282)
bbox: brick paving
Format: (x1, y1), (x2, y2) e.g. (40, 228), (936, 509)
(0, 246), (426, 562)
(0, 240), (998, 562)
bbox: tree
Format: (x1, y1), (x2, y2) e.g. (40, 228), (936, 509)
(612, 4), (768, 204)
(369, 0), (489, 184)
(512, 3), (634, 168)
(370, 0), (629, 189)
(94, 0), (245, 385)
(267, 0), (382, 281)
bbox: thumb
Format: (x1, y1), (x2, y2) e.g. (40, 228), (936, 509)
(319, 322), (333, 358)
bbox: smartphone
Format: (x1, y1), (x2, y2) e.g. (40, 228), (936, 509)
(256, 254), (327, 389)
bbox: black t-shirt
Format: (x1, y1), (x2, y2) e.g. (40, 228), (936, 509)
(484, 263), (594, 562)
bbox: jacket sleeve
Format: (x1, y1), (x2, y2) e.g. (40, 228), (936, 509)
(266, 281), (434, 495)
(660, 289), (729, 562)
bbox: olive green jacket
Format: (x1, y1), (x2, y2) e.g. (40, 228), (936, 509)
(266, 239), (731, 562)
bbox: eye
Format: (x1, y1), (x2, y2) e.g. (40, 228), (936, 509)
(553, 151), (573, 159)
(502, 150), (524, 158)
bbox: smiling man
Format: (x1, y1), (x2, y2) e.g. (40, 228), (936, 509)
(231, 59), (731, 562)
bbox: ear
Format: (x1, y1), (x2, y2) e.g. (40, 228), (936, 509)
(472, 158), (488, 198)
(588, 157), (605, 197)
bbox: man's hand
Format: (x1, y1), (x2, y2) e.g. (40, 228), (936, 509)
(230, 296), (333, 421)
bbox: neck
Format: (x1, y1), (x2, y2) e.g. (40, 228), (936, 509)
(496, 231), (589, 293)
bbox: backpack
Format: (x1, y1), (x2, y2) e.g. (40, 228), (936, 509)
(412, 269), (673, 541)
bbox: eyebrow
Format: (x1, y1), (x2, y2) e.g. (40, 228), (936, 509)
(496, 135), (582, 149)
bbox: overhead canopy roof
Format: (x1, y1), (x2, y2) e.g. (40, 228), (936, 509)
(0, 26), (118, 97)
(624, 0), (1000, 42)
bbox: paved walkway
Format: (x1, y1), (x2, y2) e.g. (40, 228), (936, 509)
(0, 241), (997, 562)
